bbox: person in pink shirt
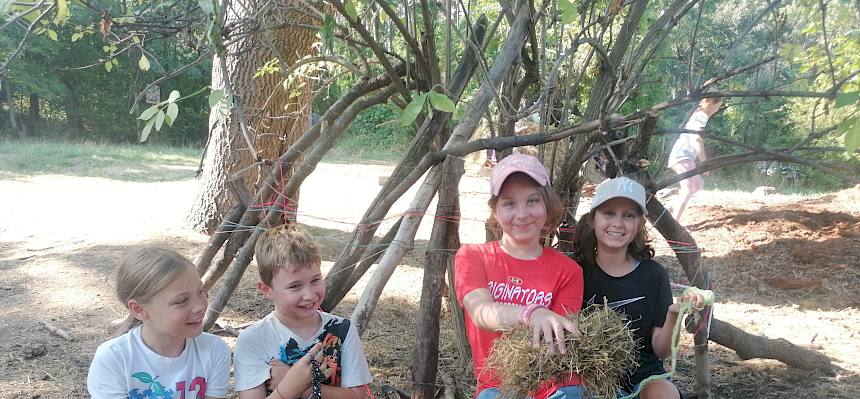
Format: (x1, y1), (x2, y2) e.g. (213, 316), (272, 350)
(455, 153), (585, 399)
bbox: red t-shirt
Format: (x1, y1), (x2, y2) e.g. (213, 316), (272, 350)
(454, 241), (584, 399)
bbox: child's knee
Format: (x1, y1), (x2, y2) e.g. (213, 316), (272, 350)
(639, 379), (680, 399)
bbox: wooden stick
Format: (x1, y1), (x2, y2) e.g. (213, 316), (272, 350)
(411, 156), (463, 399)
(40, 321), (74, 342)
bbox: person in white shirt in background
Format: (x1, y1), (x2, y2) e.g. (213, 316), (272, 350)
(666, 97), (723, 224)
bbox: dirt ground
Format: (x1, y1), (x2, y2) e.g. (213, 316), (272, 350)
(1, 163), (858, 399)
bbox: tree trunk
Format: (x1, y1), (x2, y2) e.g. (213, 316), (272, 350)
(411, 156), (463, 399)
(188, 2), (319, 234)
(2, 79), (22, 138)
(26, 93), (40, 137)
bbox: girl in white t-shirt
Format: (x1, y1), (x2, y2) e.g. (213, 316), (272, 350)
(87, 247), (229, 398)
(87, 247), (231, 398)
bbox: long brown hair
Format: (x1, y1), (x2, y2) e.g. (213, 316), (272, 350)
(571, 207), (654, 267)
(486, 172), (564, 243)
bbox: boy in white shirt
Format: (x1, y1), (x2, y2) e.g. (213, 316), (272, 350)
(235, 224), (372, 399)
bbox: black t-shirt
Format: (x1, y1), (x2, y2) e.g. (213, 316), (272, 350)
(581, 259), (673, 390)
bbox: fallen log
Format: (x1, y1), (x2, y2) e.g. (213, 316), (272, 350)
(645, 194), (834, 375)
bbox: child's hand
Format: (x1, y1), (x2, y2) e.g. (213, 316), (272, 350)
(267, 359), (290, 392)
(274, 343), (322, 399)
(528, 308), (580, 355)
(669, 291), (706, 314)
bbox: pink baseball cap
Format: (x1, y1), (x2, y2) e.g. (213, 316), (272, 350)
(490, 153), (550, 196)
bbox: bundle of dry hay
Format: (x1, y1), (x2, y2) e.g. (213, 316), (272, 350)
(486, 304), (639, 399)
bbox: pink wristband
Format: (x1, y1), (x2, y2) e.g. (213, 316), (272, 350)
(521, 303), (545, 324)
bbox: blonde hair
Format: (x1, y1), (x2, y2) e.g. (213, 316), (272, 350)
(255, 224), (321, 286)
(115, 247), (196, 333)
(486, 172), (564, 242)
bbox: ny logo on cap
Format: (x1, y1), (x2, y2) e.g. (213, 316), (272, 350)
(616, 178), (635, 193)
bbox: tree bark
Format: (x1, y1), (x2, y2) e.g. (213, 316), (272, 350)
(188, 1), (319, 234)
(26, 93), (40, 137)
(707, 318), (834, 375)
(2, 79), (22, 138)
(411, 156), (463, 399)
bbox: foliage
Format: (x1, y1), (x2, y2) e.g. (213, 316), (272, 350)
(330, 104), (415, 161)
(0, 0), (211, 145)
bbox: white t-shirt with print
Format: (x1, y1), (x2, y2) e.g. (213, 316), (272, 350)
(87, 326), (231, 399)
(234, 311), (372, 392)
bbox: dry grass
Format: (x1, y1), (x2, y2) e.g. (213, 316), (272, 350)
(487, 305), (638, 399)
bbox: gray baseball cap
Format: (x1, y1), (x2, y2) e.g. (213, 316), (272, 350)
(590, 176), (648, 215)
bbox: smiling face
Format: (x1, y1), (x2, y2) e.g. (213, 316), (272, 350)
(131, 265), (208, 348)
(593, 197), (643, 253)
(493, 173), (548, 248)
(259, 262), (325, 328)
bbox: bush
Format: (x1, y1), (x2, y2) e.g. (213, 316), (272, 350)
(330, 104), (415, 161)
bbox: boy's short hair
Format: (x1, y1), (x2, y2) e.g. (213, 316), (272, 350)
(254, 224), (321, 286)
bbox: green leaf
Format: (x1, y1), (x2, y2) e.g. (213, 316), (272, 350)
(208, 89), (224, 108)
(198, 0), (215, 16)
(429, 92), (456, 113)
(140, 118), (155, 142)
(400, 93), (427, 126)
(104, 60), (113, 72)
(344, 0), (358, 21)
(102, 45), (110, 52)
(71, 32), (83, 42)
(112, 58), (119, 66)
(835, 92), (859, 108)
(319, 15), (335, 54)
(138, 105), (160, 120)
(845, 118), (860, 153)
(132, 36), (140, 44)
(56, 0), (69, 22)
(131, 372), (153, 384)
(155, 110), (165, 131)
(47, 29), (57, 41)
(138, 53), (150, 71)
(165, 103), (178, 126)
(559, 0), (577, 25)
(167, 90), (180, 103)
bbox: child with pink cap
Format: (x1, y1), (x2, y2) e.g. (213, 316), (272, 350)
(454, 153), (586, 399)
(573, 176), (706, 398)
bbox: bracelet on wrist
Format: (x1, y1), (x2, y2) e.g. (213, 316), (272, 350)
(521, 303), (545, 324)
